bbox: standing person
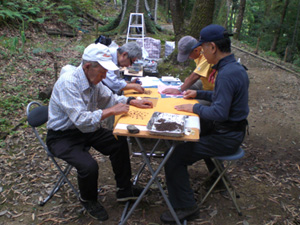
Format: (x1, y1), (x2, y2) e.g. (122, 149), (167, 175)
(46, 43), (153, 221)
(102, 41), (145, 94)
(160, 24), (249, 223)
(162, 36), (215, 103)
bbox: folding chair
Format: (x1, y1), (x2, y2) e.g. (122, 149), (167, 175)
(200, 147), (245, 216)
(26, 101), (79, 206)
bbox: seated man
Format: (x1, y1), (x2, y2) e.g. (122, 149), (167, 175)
(160, 24), (249, 223)
(102, 41), (145, 95)
(46, 43), (153, 221)
(162, 36), (215, 105)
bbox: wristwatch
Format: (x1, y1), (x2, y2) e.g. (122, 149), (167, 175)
(177, 87), (183, 93)
(126, 97), (136, 105)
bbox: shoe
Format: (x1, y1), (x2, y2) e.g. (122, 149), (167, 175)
(160, 205), (200, 223)
(116, 185), (143, 202)
(80, 198), (108, 221)
(202, 177), (227, 193)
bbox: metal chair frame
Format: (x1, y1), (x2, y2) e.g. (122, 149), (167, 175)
(26, 101), (79, 206)
(200, 148), (245, 216)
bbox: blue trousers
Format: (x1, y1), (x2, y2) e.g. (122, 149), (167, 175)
(164, 119), (245, 209)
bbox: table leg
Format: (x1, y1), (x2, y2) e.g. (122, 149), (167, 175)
(119, 138), (182, 225)
(121, 139), (163, 223)
(132, 139), (163, 184)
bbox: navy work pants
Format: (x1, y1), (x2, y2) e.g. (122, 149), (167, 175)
(164, 118), (245, 209)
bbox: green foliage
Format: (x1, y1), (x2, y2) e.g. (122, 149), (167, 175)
(293, 55), (300, 67)
(221, 0), (300, 66)
(0, 0), (51, 25)
(0, 0), (107, 31)
(72, 45), (86, 54)
(0, 92), (28, 115)
(264, 51), (280, 59)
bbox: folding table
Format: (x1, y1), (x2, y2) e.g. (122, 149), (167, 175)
(113, 88), (200, 225)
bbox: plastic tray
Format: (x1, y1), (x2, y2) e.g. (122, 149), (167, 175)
(146, 112), (187, 137)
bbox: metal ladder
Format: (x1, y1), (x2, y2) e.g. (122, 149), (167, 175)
(126, 13), (145, 49)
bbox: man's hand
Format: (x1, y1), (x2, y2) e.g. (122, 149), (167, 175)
(131, 78), (142, 84)
(125, 83), (145, 93)
(183, 90), (197, 99)
(101, 103), (129, 120)
(174, 104), (194, 113)
(162, 87), (182, 95)
(133, 84), (145, 93)
(130, 99), (153, 108)
(110, 103), (130, 115)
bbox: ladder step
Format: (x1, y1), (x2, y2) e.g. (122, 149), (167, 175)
(128, 34), (144, 37)
(129, 24), (143, 28)
(127, 38), (144, 40)
(126, 13), (145, 49)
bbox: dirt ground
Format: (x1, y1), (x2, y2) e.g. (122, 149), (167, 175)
(1, 27), (300, 225)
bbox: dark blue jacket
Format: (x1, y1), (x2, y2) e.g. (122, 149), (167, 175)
(193, 54), (249, 122)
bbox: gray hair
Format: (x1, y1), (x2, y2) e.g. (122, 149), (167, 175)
(82, 60), (99, 67)
(118, 42), (142, 59)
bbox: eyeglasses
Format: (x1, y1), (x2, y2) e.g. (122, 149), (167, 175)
(127, 55), (134, 65)
(129, 57), (134, 65)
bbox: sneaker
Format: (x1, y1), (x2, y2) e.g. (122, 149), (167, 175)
(160, 204), (200, 223)
(80, 198), (108, 221)
(202, 177), (227, 193)
(116, 185), (143, 202)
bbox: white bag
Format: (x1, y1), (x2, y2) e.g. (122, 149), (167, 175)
(165, 41), (175, 57)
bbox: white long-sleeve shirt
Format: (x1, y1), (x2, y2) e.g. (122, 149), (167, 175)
(102, 47), (127, 93)
(47, 65), (127, 133)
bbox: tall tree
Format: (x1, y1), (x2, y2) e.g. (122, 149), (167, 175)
(169, 0), (215, 41)
(169, 0), (185, 40)
(233, 0), (246, 40)
(215, 0), (231, 27)
(285, 0), (300, 62)
(187, 0), (215, 38)
(270, 0), (290, 51)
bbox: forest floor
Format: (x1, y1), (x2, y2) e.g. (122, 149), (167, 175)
(1, 17), (300, 225)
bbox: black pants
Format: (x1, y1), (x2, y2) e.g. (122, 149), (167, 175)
(46, 128), (132, 201)
(164, 118), (246, 208)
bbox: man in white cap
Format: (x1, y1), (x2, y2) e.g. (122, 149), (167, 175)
(46, 43), (153, 221)
(162, 36), (215, 103)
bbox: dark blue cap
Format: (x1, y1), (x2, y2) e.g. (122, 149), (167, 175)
(192, 24), (232, 49)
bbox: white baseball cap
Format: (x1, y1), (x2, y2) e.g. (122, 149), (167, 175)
(82, 43), (119, 71)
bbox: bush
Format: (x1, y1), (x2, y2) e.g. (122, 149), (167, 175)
(264, 51), (279, 59)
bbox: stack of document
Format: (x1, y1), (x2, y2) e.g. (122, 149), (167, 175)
(161, 76), (181, 82)
(131, 76), (164, 87)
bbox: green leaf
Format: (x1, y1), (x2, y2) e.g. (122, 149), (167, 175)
(35, 18), (45, 23)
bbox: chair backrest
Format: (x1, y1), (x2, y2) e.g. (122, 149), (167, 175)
(26, 101), (50, 155)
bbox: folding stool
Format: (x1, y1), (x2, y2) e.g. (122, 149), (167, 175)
(200, 147), (245, 216)
(26, 101), (79, 206)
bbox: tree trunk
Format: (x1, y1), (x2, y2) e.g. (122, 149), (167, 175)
(214, 0), (229, 27)
(228, 2), (234, 32)
(187, 0), (215, 39)
(167, 0), (215, 64)
(100, 0), (159, 34)
(285, 0), (300, 62)
(270, 0), (290, 51)
(233, 0), (246, 40)
(224, 0), (232, 29)
(154, 0), (158, 23)
(254, 36), (261, 54)
(169, 0), (185, 41)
